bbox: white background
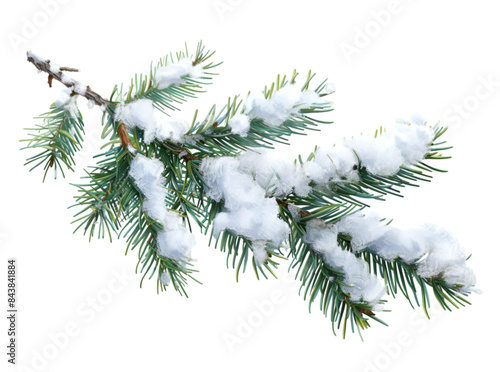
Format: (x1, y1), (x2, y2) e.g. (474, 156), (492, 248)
(1, 0), (499, 371)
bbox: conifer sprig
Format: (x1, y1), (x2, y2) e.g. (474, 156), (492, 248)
(21, 100), (85, 181)
(23, 42), (477, 338)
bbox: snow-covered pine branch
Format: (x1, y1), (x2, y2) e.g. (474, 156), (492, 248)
(128, 154), (195, 263)
(114, 98), (190, 145)
(24, 42), (477, 338)
(336, 211), (476, 293)
(199, 116), (475, 319)
(20, 95), (85, 181)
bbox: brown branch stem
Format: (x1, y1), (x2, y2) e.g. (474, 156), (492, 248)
(117, 123), (132, 149)
(27, 52), (132, 150)
(27, 52), (110, 107)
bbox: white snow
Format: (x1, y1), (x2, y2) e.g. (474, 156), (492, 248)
(127, 144), (138, 155)
(156, 119), (189, 144)
(252, 240), (269, 266)
(301, 118), (434, 185)
(114, 98), (189, 144)
(73, 83), (87, 95)
(237, 150), (311, 198)
(155, 57), (203, 90)
(325, 82), (336, 94)
(61, 74), (73, 85)
(303, 145), (360, 184)
(367, 226), (429, 262)
(55, 87), (73, 108)
(336, 212), (388, 252)
(335, 211), (476, 293)
(129, 154), (171, 222)
(128, 154), (195, 261)
(64, 97), (80, 120)
(27, 51), (45, 64)
(160, 271), (171, 286)
(287, 204), (302, 222)
(244, 83), (323, 127)
(55, 93), (79, 120)
(441, 265), (477, 292)
(415, 226), (467, 278)
(200, 156), (289, 264)
(304, 219), (386, 307)
(49, 64), (61, 74)
(115, 99), (157, 143)
(87, 99), (95, 109)
(344, 120), (434, 176)
(156, 228), (195, 262)
(228, 113), (251, 137)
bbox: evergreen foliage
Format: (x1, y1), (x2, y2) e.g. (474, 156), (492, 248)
(23, 42), (476, 338)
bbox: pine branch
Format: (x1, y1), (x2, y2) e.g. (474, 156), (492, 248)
(70, 145), (131, 241)
(119, 197), (199, 296)
(196, 120), (450, 283)
(337, 229), (474, 317)
(286, 217), (387, 339)
(21, 101), (85, 181)
(70, 143), (199, 294)
(279, 204), (474, 338)
(23, 44), (478, 338)
(210, 228), (284, 281)
(110, 41), (220, 113)
(181, 72), (333, 157)
(292, 126), (452, 209)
